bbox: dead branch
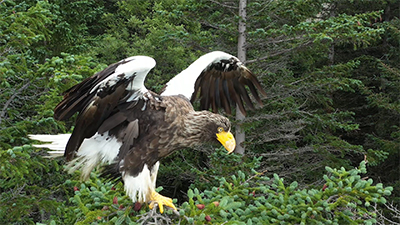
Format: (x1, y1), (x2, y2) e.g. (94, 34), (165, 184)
(137, 204), (181, 225)
(0, 81), (31, 125)
(247, 36), (304, 48)
(246, 41), (313, 64)
(375, 202), (400, 225)
(207, 0), (238, 9)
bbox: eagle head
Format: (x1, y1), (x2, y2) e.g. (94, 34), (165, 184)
(215, 125), (236, 154)
(186, 111), (236, 153)
(209, 115), (236, 154)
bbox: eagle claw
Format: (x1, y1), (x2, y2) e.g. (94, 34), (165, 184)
(148, 191), (177, 213)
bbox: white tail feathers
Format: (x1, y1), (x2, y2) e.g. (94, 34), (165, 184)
(65, 133), (121, 179)
(28, 134), (70, 157)
(29, 132), (121, 180)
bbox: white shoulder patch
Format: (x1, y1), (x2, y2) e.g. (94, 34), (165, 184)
(90, 56), (156, 94)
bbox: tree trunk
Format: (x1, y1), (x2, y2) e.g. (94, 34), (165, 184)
(235, 0), (247, 155)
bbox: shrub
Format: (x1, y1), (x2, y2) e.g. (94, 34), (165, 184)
(62, 160), (391, 224)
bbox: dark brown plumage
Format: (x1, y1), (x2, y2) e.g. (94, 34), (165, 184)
(102, 94), (231, 179)
(191, 57), (266, 115)
(30, 51), (265, 213)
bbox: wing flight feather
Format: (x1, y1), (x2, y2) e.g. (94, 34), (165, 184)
(161, 51), (266, 116)
(53, 56), (155, 160)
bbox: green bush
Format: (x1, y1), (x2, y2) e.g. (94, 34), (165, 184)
(0, 145), (67, 224)
(59, 160), (391, 224)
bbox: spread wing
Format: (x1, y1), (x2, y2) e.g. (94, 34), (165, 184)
(160, 51), (266, 115)
(54, 56), (156, 160)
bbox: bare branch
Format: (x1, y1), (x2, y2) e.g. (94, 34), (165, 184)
(246, 41), (313, 64)
(207, 0), (238, 9)
(248, 0), (274, 18)
(247, 36), (305, 48)
(137, 204), (181, 225)
(376, 202), (400, 225)
(0, 81), (31, 125)
(259, 146), (314, 157)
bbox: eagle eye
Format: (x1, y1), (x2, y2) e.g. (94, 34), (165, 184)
(217, 127), (224, 133)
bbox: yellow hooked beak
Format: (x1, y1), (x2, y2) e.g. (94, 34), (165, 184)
(216, 131), (236, 154)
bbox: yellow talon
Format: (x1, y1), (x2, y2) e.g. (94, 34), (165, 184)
(148, 191), (177, 213)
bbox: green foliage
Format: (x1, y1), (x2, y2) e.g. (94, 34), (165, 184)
(34, 53), (105, 120)
(0, 1), (52, 54)
(0, 1), (53, 132)
(178, 161), (392, 224)
(190, 147), (262, 189)
(45, 0), (107, 55)
(64, 177), (138, 225)
(62, 160), (391, 224)
(300, 11), (384, 49)
(0, 145), (67, 224)
(0, 53), (104, 149)
(89, 0), (205, 91)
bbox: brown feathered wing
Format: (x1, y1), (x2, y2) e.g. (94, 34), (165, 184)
(53, 56), (156, 161)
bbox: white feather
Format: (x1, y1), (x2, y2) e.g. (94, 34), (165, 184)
(150, 161), (160, 188)
(161, 51), (234, 99)
(66, 132), (121, 179)
(29, 132), (121, 179)
(90, 56), (156, 94)
(119, 56), (155, 91)
(28, 134), (70, 157)
(123, 162), (159, 203)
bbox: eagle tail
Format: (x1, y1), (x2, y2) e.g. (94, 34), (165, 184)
(29, 133), (121, 180)
(28, 134), (70, 158)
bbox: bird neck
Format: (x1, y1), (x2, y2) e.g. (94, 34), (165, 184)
(179, 111), (215, 146)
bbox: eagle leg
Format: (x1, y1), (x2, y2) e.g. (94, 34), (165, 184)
(148, 191), (177, 213)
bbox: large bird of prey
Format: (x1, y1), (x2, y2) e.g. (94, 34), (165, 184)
(29, 51), (266, 213)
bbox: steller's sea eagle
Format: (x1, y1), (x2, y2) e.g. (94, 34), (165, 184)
(29, 51), (266, 213)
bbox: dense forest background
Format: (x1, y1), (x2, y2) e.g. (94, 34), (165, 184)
(0, 0), (399, 224)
